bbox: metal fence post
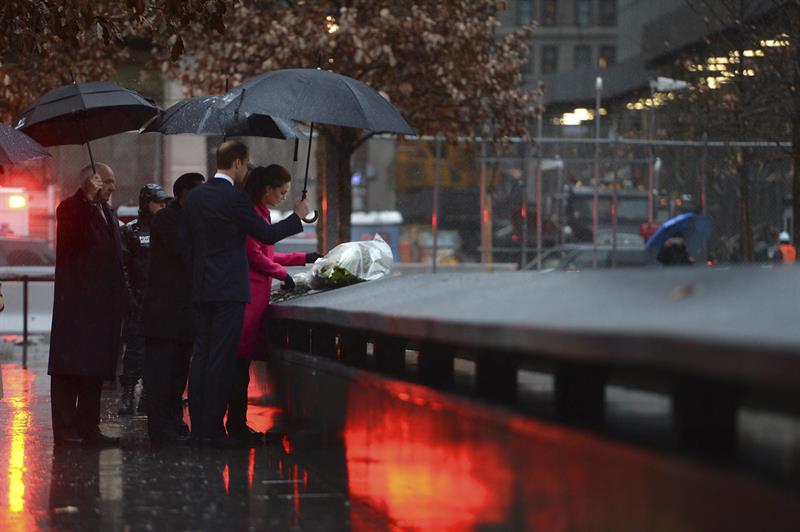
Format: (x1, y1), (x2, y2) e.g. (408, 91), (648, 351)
(593, 77), (603, 269)
(22, 276), (29, 368)
(521, 143), (530, 268)
(432, 136), (442, 273)
(536, 114), (544, 271)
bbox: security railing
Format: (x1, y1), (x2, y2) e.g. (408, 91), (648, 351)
(268, 267), (800, 459)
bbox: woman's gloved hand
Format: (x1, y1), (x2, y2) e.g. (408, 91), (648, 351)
(305, 252), (323, 264)
(281, 275), (296, 291)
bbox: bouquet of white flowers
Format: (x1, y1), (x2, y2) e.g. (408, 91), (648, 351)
(309, 234), (393, 288)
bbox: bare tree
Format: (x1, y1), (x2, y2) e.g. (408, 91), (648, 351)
(682, 0), (800, 259)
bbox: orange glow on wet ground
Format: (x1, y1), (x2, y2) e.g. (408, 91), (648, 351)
(344, 383), (514, 531)
(0, 364), (37, 532)
(248, 448), (256, 489)
(222, 464), (230, 495)
(1, 365), (33, 515)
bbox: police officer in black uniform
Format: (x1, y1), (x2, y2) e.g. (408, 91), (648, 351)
(118, 184), (170, 415)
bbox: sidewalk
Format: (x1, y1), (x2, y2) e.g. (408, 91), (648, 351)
(0, 338), (371, 531)
(0, 336), (798, 531)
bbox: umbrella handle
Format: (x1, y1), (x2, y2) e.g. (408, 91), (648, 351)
(301, 189), (318, 224)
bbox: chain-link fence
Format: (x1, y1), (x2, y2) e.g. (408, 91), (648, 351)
(367, 134), (792, 268)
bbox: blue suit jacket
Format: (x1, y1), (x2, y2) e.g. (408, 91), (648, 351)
(184, 178), (303, 303)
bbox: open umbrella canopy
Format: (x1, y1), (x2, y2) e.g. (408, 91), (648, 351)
(221, 68), (415, 135)
(0, 124), (50, 165)
(142, 95), (306, 140)
(15, 81), (160, 146)
(646, 212), (712, 258)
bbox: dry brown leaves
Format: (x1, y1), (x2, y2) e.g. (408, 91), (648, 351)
(164, 0), (541, 143)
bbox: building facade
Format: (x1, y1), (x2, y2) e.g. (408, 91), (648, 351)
(499, 0), (619, 84)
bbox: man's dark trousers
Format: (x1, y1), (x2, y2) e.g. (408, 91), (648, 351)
(226, 357), (251, 435)
(51, 375), (103, 439)
(120, 306), (145, 386)
(144, 338), (192, 441)
(189, 301), (246, 441)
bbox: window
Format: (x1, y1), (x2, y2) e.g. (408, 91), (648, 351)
(598, 46), (616, 68)
(541, 0), (558, 26)
(599, 0), (616, 26)
(574, 45), (592, 69)
(516, 0), (533, 24)
(523, 47), (535, 75)
(541, 45), (559, 74)
(575, 0), (592, 27)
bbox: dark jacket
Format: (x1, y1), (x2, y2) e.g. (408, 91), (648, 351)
(140, 201), (193, 342)
(657, 242), (692, 266)
(184, 178), (303, 303)
(48, 189), (126, 379)
(120, 216), (153, 306)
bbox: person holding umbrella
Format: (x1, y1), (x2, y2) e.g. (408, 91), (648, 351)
(227, 164), (322, 445)
(49, 163), (126, 446)
(15, 78), (159, 446)
(184, 140), (310, 448)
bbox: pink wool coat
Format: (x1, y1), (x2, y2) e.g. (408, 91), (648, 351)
(237, 203), (306, 359)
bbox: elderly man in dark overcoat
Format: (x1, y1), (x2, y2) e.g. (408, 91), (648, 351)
(49, 163), (126, 446)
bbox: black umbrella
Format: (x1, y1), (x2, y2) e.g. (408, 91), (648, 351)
(221, 68), (415, 222)
(142, 94), (306, 140)
(227, 69), (415, 134)
(15, 81), (160, 172)
(0, 124), (50, 165)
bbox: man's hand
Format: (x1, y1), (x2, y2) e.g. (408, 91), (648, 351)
(293, 197), (311, 219)
(82, 174), (102, 202)
(281, 275), (296, 291)
(305, 252), (323, 264)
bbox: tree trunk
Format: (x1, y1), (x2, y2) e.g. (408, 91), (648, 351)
(318, 127), (357, 252)
(736, 148), (754, 262)
(792, 106), (800, 247)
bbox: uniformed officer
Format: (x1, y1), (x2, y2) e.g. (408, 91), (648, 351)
(118, 184), (169, 415)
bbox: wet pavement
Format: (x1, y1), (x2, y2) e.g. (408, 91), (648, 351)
(0, 337), (799, 531)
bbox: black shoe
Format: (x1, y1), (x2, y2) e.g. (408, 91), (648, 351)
(263, 430), (285, 444)
(118, 384), (135, 415)
(82, 431), (120, 447)
(227, 425), (264, 443)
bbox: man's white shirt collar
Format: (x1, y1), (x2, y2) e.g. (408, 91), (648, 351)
(214, 172), (235, 186)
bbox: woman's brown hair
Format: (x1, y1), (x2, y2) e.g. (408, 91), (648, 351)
(243, 164), (291, 204)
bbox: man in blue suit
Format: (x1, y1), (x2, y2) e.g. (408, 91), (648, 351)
(184, 140), (310, 447)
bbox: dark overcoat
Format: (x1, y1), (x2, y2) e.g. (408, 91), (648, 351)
(184, 178), (303, 303)
(140, 201), (194, 342)
(48, 189), (126, 379)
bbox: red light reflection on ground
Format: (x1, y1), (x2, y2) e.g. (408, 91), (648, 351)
(244, 404), (280, 435)
(340, 378), (800, 532)
(0, 365), (35, 532)
(344, 381), (513, 531)
(282, 435), (293, 455)
(248, 449), (256, 489)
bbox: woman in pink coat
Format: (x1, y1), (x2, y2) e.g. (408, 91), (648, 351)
(227, 164), (320, 442)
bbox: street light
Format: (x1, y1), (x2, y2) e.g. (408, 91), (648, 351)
(654, 156), (663, 205)
(593, 76), (602, 269)
(647, 77), (688, 223)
